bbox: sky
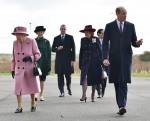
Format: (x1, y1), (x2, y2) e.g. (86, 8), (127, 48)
(0, 0), (149, 54)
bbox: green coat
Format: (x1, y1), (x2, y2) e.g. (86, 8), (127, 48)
(35, 37), (51, 75)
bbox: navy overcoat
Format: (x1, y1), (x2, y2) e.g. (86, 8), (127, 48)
(79, 36), (103, 86)
(52, 34), (75, 75)
(102, 20), (140, 83)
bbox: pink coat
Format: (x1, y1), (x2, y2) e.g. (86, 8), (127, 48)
(11, 37), (41, 95)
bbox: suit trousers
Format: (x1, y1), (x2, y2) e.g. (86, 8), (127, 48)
(114, 83), (128, 108)
(57, 74), (71, 94)
(96, 84), (102, 96)
(96, 78), (107, 96)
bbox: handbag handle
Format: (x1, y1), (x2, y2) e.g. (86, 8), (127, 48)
(33, 55), (38, 67)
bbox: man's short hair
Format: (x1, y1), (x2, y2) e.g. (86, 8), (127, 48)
(97, 29), (103, 36)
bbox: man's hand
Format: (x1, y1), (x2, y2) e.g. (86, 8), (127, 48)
(57, 46), (63, 51)
(136, 39), (143, 46)
(103, 59), (110, 66)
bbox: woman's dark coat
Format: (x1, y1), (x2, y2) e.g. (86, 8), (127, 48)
(35, 37), (51, 75)
(79, 36), (103, 86)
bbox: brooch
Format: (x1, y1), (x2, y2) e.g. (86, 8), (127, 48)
(92, 38), (96, 43)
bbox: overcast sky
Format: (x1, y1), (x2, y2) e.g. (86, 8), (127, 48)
(0, 0), (149, 54)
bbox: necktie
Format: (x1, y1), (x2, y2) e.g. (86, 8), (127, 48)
(61, 36), (64, 42)
(120, 22), (122, 32)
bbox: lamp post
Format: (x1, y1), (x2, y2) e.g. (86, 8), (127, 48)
(29, 22), (31, 35)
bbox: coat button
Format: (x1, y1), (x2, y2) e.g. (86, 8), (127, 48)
(22, 67), (24, 69)
(18, 67), (20, 69)
(18, 60), (19, 62)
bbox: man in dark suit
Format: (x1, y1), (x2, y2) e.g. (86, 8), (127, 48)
(96, 29), (108, 98)
(102, 6), (143, 115)
(52, 24), (75, 97)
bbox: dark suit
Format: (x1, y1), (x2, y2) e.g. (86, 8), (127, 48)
(52, 34), (75, 94)
(96, 39), (108, 97)
(96, 65), (108, 97)
(102, 20), (139, 108)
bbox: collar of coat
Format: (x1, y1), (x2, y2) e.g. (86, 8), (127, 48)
(35, 37), (48, 42)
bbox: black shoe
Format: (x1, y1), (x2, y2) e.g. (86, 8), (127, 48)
(30, 106), (36, 112)
(91, 98), (95, 102)
(102, 93), (105, 97)
(80, 97), (87, 102)
(59, 93), (65, 97)
(97, 95), (101, 98)
(68, 91), (72, 96)
(67, 87), (72, 96)
(15, 108), (23, 113)
(118, 107), (127, 115)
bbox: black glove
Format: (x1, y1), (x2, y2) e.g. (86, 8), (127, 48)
(22, 56), (32, 62)
(11, 71), (15, 79)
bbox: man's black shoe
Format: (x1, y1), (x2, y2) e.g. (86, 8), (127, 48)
(59, 93), (65, 97)
(117, 107), (127, 115)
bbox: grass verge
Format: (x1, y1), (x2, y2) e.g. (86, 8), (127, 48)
(1, 72), (150, 77)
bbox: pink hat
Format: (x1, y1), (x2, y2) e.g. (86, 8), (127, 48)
(11, 26), (29, 36)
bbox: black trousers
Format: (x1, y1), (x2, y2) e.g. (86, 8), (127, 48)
(96, 78), (107, 96)
(57, 74), (71, 94)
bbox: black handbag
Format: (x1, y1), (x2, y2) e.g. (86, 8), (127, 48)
(33, 56), (42, 76)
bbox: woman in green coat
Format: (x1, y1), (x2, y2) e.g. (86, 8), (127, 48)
(34, 26), (51, 101)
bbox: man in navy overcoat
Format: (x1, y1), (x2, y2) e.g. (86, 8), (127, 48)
(52, 25), (75, 97)
(102, 6), (143, 115)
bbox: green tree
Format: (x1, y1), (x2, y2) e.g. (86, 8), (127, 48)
(139, 51), (150, 61)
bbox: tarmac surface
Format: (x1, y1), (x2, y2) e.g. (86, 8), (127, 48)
(0, 75), (150, 121)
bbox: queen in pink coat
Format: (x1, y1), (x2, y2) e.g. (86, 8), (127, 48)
(11, 26), (41, 113)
